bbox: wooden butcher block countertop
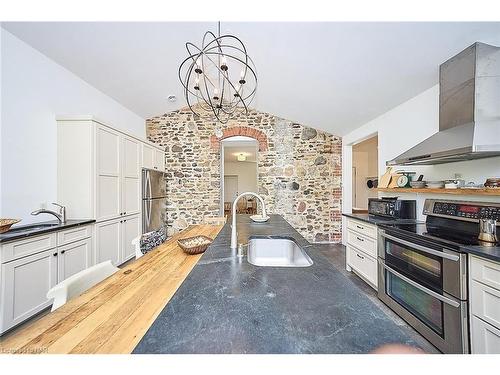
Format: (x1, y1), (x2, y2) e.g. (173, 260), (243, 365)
(0, 224), (223, 354)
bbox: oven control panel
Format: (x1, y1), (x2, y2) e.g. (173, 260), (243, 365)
(432, 202), (500, 221)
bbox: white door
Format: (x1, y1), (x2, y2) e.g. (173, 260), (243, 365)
(95, 218), (122, 266)
(224, 175), (239, 202)
(122, 215), (140, 263)
(96, 126), (121, 221)
(142, 144), (155, 169)
(1, 249), (57, 332)
(154, 149), (165, 171)
(122, 136), (140, 216)
(58, 238), (92, 282)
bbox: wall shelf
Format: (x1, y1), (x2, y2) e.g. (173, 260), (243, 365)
(376, 187), (500, 196)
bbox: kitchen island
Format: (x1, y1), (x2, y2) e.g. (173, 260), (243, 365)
(134, 215), (432, 354)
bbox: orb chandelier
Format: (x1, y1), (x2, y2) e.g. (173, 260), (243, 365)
(178, 22), (257, 124)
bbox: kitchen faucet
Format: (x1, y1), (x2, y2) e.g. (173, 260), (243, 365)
(231, 192), (267, 250)
(31, 203), (67, 224)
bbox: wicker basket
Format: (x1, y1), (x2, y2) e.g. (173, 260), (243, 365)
(177, 235), (213, 255)
(0, 219), (21, 234)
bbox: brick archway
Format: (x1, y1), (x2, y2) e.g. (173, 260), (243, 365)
(210, 126), (268, 151)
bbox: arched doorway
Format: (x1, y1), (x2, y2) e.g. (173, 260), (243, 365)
(220, 136), (258, 217)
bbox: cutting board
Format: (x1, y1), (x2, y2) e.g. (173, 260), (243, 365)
(388, 173), (403, 188)
(378, 167), (393, 188)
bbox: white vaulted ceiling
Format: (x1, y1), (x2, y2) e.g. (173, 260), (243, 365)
(3, 22), (500, 136)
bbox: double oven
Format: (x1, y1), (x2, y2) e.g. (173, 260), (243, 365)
(377, 228), (469, 353)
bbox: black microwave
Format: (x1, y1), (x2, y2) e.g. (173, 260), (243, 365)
(368, 198), (416, 219)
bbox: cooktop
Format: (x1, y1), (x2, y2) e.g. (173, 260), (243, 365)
(382, 222), (482, 248)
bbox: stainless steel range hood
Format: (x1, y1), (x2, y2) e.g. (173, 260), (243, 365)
(387, 42), (500, 166)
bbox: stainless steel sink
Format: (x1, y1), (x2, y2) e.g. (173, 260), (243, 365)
(247, 237), (313, 267)
(9, 223), (60, 233)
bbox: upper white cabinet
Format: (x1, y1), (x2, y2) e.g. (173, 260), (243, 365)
(154, 148), (165, 171)
(57, 117), (164, 222)
(121, 136), (141, 216)
(96, 125), (122, 221)
(142, 143), (165, 171)
(142, 143), (155, 170)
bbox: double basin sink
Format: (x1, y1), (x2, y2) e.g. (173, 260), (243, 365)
(246, 236), (313, 267)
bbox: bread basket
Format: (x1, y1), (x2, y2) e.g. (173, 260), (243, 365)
(0, 219), (21, 234)
(177, 235), (213, 255)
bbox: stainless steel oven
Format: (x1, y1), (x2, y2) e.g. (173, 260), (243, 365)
(377, 228), (469, 353)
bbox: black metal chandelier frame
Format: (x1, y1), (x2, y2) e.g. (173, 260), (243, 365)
(178, 22), (258, 123)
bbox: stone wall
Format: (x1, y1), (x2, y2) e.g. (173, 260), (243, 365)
(146, 107), (342, 242)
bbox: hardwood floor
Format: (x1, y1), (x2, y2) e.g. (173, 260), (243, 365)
(0, 225), (222, 354)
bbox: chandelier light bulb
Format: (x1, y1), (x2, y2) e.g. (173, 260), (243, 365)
(195, 57), (203, 74)
(213, 87), (219, 100)
(221, 56), (228, 71)
(233, 84), (240, 97)
(239, 69), (246, 85)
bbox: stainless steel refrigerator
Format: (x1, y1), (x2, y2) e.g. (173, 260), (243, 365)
(142, 168), (167, 233)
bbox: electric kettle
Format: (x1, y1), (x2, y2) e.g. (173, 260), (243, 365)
(479, 218), (498, 243)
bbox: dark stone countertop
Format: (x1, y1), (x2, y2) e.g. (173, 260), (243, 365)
(342, 212), (422, 226)
(0, 219), (95, 243)
(459, 244), (500, 263)
(133, 214), (430, 354)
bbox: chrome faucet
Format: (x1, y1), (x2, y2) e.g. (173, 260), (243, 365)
(31, 203), (66, 224)
(231, 192), (267, 250)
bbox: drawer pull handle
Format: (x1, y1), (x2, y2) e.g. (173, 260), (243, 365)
(61, 250), (65, 254)
(53, 253), (58, 257)
(356, 225), (363, 229)
(356, 253), (365, 260)
(356, 236), (364, 242)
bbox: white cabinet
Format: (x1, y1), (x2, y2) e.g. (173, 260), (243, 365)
(95, 218), (122, 266)
(154, 148), (165, 171)
(0, 225), (93, 334)
(122, 215), (140, 263)
(57, 117), (161, 222)
(57, 238), (92, 281)
(1, 249), (57, 331)
(122, 136), (140, 216)
(95, 214), (139, 266)
(96, 125), (122, 221)
(470, 255), (500, 353)
(142, 143), (155, 169)
(345, 217), (378, 290)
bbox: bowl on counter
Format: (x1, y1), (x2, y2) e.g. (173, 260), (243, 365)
(0, 219), (21, 234)
(426, 181), (445, 189)
(410, 181), (427, 188)
(484, 178), (500, 188)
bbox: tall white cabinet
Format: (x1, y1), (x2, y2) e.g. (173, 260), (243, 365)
(57, 116), (165, 266)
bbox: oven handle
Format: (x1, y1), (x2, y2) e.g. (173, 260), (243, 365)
(380, 261), (460, 308)
(380, 232), (460, 261)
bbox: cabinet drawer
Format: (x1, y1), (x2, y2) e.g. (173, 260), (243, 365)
(470, 256), (500, 292)
(1, 233), (57, 263)
(347, 229), (377, 258)
(346, 218), (377, 239)
(471, 315), (500, 354)
(471, 280), (500, 329)
(347, 245), (377, 288)
(57, 225), (92, 246)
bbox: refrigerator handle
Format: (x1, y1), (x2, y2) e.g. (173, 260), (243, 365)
(147, 171), (152, 200)
(147, 199), (152, 231)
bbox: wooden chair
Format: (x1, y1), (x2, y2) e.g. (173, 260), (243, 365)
(204, 216), (227, 226)
(46, 260), (119, 311)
